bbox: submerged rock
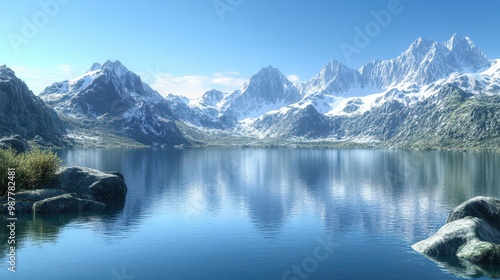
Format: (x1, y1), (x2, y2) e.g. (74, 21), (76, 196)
(413, 196), (500, 266)
(0, 166), (127, 215)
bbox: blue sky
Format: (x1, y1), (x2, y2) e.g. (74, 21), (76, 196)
(1, 0), (499, 98)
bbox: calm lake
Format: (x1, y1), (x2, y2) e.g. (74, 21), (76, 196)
(1, 148), (500, 279)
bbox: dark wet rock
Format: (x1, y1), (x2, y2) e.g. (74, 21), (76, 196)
(413, 196), (500, 267)
(32, 194), (105, 214)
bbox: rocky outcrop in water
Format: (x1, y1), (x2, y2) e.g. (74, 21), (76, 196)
(0, 166), (127, 215)
(412, 196), (500, 266)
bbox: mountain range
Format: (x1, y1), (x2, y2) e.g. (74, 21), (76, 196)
(2, 33), (500, 150)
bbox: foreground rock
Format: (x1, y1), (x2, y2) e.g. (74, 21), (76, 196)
(47, 166), (128, 204)
(413, 196), (500, 268)
(0, 166), (127, 215)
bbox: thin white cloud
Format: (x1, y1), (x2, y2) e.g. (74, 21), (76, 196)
(147, 72), (246, 99)
(10, 65), (77, 94)
(55, 64), (75, 74)
(287, 74), (301, 83)
(212, 72), (247, 87)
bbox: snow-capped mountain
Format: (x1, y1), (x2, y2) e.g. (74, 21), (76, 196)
(40, 60), (187, 146)
(172, 68), (303, 127)
(165, 93), (227, 129)
(217, 66), (302, 120)
(250, 104), (332, 138)
(40, 60), (164, 118)
(193, 89), (225, 108)
(0, 65), (68, 147)
(299, 33), (491, 99)
(359, 33), (491, 87)
(298, 60), (376, 98)
(231, 34), (498, 143)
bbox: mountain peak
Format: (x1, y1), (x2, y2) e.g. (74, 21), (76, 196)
(89, 62), (102, 72)
(246, 66), (291, 86)
(219, 65), (301, 120)
(102, 59), (125, 69)
(446, 33), (474, 50)
(323, 60), (351, 73)
(87, 60), (129, 76)
(255, 66), (282, 76)
(0, 65), (16, 81)
(197, 89), (225, 106)
(406, 37), (436, 54)
(326, 59), (343, 66)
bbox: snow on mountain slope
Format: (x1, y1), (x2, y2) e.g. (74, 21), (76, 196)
(39, 60), (188, 146)
(359, 33), (491, 88)
(40, 60), (164, 118)
(217, 66), (302, 120)
(423, 59), (500, 97)
(191, 89), (225, 108)
(299, 34), (492, 100)
(283, 34), (494, 120)
(166, 93), (226, 128)
(297, 60), (380, 98)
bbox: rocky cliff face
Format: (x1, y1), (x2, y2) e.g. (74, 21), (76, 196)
(0, 65), (68, 147)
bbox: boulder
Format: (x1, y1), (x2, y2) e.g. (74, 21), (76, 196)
(32, 194), (106, 214)
(54, 167), (127, 203)
(413, 196), (500, 265)
(0, 166), (127, 214)
(0, 189), (66, 214)
(446, 196), (500, 229)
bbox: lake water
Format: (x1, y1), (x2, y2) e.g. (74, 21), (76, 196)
(1, 148), (500, 279)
